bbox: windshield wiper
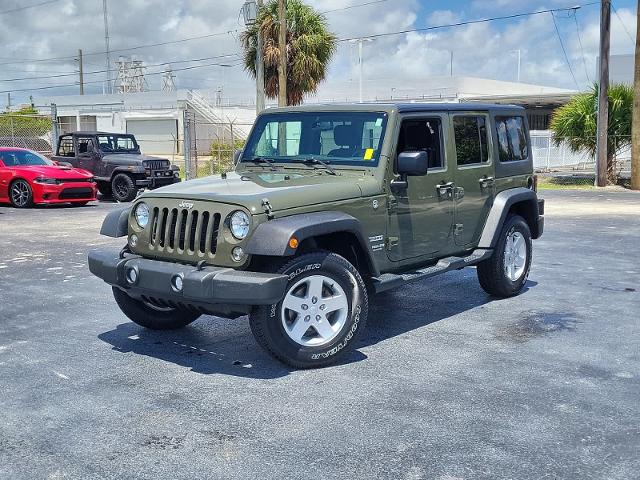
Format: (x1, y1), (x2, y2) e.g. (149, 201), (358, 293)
(292, 158), (337, 175)
(244, 157), (279, 170)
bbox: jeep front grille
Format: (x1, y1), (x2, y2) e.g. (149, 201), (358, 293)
(143, 159), (170, 170)
(149, 207), (221, 256)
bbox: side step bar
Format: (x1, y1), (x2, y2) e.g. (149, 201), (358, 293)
(372, 249), (493, 294)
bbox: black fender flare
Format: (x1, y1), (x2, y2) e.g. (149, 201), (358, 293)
(100, 206), (131, 238)
(478, 187), (542, 248)
(245, 211), (379, 276)
(110, 166), (146, 179)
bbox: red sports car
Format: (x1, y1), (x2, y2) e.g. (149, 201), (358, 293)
(0, 147), (97, 207)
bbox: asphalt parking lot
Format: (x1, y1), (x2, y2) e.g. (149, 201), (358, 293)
(1, 189), (639, 480)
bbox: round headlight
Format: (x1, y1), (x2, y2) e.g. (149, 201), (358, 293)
(230, 210), (250, 239)
(134, 202), (150, 228)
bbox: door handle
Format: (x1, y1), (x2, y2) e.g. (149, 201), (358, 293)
(436, 182), (454, 199)
(479, 176), (494, 188)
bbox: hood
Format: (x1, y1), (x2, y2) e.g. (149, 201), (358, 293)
(101, 153), (169, 166)
(9, 165), (93, 179)
(140, 170), (381, 213)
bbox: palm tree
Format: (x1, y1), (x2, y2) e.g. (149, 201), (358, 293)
(241, 0), (337, 106)
(550, 84), (633, 184)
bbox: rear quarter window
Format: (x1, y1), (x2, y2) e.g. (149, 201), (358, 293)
(495, 116), (528, 162)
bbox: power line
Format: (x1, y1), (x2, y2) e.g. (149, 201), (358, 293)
(0, 60), (243, 94)
(0, 0), (60, 15)
(337, 3), (599, 42)
(550, 11), (580, 89)
(321, 0), (389, 14)
(0, 53), (241, 83)
(611, 1), (635, 45)
(0, 29), (240, 67)
(572, 8), (593, 84)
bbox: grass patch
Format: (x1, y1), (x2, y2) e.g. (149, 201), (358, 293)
(537, 176), (595, 190)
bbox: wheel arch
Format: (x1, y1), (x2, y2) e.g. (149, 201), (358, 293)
(100, 206), (131, 237)
(245, 211), (380, 278)
(478, 187), (542, 248)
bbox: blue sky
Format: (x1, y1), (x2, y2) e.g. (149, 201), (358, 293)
(0, 0), (637, 104)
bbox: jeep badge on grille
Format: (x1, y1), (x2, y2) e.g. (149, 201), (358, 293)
(178, 201), (194, 210)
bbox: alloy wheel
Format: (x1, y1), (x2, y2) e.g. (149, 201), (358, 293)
(504, 231), (527, 282)
(10, 181), (31, 207)
(280, 274), (349, 347)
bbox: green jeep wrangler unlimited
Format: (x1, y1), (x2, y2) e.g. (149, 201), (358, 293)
(89, 103), (544, 368)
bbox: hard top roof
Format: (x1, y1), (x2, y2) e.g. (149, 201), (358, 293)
(263, 102), (525, 114)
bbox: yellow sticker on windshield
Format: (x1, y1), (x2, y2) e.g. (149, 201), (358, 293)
(364, 148), (374, 160)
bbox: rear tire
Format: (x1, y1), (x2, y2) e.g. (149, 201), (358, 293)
(9, 179), (33, 208)
(111, 174), (137, 202)
(477, 215), (532, 298)
(112, 287), (201, 330)
(250, 251), (368, 369)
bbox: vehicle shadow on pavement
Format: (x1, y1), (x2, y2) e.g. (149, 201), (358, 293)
(98, 273), (537, 378)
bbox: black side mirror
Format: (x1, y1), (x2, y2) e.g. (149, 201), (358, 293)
(391, 151), (429, 192)
(397, 151), (428, 176)
(233, 149), (243, 165)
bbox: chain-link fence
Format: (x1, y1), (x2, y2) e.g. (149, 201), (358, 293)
(0, 112), (54, 155)
(182, 115), (252, 180)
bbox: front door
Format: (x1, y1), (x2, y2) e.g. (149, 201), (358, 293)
(450, 113), (495, 247)
(75, 136), (98, 173)
(387, 114), (454, 261)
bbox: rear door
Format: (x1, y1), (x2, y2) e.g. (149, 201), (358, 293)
(52, 135), (77, 166)
(450, 112), (495, 248)
(74, 135), (98, 173)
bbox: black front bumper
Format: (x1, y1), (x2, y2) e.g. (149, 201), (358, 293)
(136, 173), (180, 189)
(88, 249), (288, 309)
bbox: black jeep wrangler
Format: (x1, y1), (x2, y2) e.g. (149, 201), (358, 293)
(53, 132), (180, 202)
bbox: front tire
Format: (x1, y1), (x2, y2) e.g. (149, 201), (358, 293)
(97, 182), (112, 197)
(111, 174), (137, 202)
(9, 179), (33, 208)
(112, 287), (201, 330)
(250, 251), (368, 369)
(477, 214), (532, 298)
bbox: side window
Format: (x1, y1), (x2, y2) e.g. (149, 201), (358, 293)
(453, 115), (489, 166)
(397, 118), (444, 169)
(495, 116), (528, 162)
(58, 136), (75, 157)
(76, 137), (95, 155)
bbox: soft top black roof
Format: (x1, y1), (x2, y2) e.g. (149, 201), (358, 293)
(264, 102), (525, 115)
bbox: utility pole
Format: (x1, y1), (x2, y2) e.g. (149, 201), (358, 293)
(277, 0), (287, 106)
(103, 0), (112, 94)
(631, 0), (640, 190)
(596, 0), (611, 187)
(256, 0), (265, 113)
(511, 49), (522, 82)
(77, 49), (84, 95)
(449, 50), (454, 77)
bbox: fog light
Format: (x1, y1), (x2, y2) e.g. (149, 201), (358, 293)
(126, 267), (138, 284)
(129, 234), (138, 247)
(171, 274), (184, 292)
(231, 246), (244, 262)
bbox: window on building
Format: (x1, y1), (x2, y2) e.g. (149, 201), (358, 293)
(495, 116), (528, 162)
(453, 115), (489, 166)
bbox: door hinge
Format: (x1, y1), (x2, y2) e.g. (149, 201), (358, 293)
(386, 236), (399, 250)
(454, 224), (464, 236)
(387, 197), (398, 212)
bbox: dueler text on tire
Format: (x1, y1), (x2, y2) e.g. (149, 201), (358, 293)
(249, 251), (368, 369)
(111, 173), (137, 202)
(477, 214), (532, 298)
(112, 286), (201, 330)
(9, 179), (34, 208)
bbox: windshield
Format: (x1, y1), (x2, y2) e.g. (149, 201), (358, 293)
(0, 149), (52, 167)
(97, 135), (139, 153)
(241, 111), (388, 167)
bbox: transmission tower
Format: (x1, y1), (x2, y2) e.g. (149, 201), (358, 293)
(115, 57), (148, 93)
(162, 67), (177, 92)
